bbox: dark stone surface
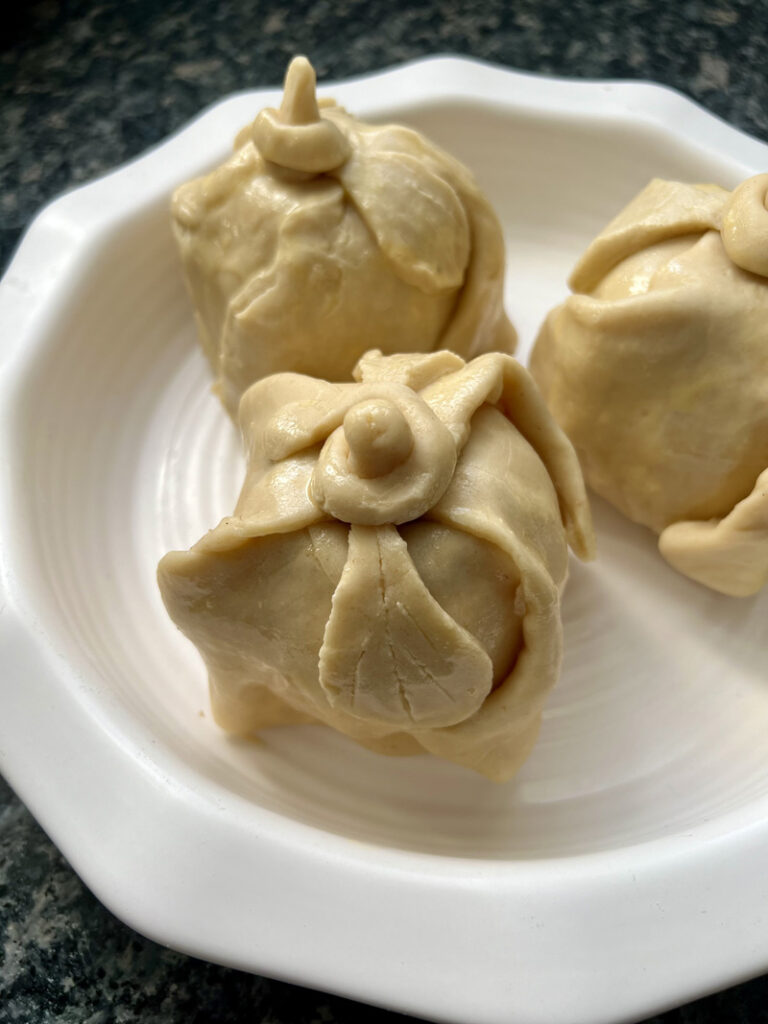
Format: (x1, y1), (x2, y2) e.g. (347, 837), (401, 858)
(3, 0), (768, 274)
(2, 1), (768, 1021)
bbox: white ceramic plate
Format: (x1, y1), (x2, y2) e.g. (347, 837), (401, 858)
(1, 57), (767, 1024)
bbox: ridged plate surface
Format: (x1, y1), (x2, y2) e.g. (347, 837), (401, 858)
(1, 59), (767, 1024)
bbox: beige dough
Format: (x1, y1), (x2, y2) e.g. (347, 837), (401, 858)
(172, 56), (516, 419)
(158, 349), (594, 781)
(531, 174), (768, 597)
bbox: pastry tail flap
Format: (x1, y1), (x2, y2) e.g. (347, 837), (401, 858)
(279, 55), (321, 125)
(317, 524), (493, 729)
(659, 467), (768, 597)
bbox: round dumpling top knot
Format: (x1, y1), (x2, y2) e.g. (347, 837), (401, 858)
(158, 349), (594, 781)
(171, 55), (516, 419)
(721, 173), (768, 277)
(531, 174), (768, 596)
(249, 55), (351, 173)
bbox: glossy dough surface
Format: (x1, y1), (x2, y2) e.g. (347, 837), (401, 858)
(531, 174), (768, 596)
(158, 350), (594, 780)
(172, 57), (516, 418)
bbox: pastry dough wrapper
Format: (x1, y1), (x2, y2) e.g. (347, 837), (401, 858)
(158, 350), (594, 780)
(172, 56), (516, 419)
(531, 175), (768, 596)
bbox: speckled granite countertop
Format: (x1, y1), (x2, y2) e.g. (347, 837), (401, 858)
(2, 1), (768, 1021)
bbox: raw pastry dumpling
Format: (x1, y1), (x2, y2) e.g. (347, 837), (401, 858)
(172, 56), (516, 419)
(158, 350), (594, 781)
(531, 174), (768, 597)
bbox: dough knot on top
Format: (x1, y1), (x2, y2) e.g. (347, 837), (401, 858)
(251, 56), (351, 174)
(721, 173), (768, 277)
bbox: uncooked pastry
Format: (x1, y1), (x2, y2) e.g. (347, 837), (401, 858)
(171, 56), (516, 418)
(158, 349), (594, 780)
(531, 174), (768, 597)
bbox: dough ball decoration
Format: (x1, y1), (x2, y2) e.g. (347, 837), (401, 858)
(172, 56), (517, 419)
(531, 174), (768, 597)
(158, 350), (594, 781)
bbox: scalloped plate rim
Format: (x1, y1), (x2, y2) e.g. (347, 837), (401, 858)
(1, 56), (767, 1024)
